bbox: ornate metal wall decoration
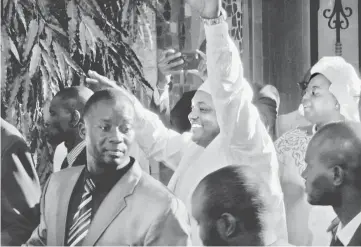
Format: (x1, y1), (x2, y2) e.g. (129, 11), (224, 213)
(323, 0), (353, 56)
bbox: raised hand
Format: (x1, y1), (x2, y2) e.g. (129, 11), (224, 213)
(187, 49), (207, 81)
(186, 0), (222, 19)
(158, 49), (184, 76)
(85, 70), (128, 93)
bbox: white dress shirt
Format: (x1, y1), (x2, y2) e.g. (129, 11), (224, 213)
(133, 21), (288, 245)
(337, 211), (361, 246)
(53, 142), (67, 172)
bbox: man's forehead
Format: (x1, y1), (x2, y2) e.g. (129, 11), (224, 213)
(87, 99), (134, 119)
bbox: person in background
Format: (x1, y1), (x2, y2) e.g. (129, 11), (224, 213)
(275, 56), (361, 245)
(46, 86), (94, 170)
(25, 89), (191, 246)
(303, 122), (361, 246)
(86, 0), (288, 243)
(1, 118), (41, 245)
(275, 69), (312, 139)
(254, 84), (280, 141)
(192, 165), (289, 246)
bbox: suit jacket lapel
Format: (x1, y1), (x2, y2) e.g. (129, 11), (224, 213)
(55, 166), (85, 246)
(82, 161), (142, 246)
(348, 223), (361, 246)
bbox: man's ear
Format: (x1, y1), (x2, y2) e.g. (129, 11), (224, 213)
(333, 165), (345, 186)
(78, 120), (86, 140)
(69, 110), (81, 128)
(216, 213), (238, 241)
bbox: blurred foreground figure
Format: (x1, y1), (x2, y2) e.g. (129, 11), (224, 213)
(192, 165), (290, 246)
(303, 122), (361, 246)
(1, 118), (41, 245)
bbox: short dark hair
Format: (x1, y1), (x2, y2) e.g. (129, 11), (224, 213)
(83, 88), (133, 119)
(54, 86), (93, 115)
(310, 121), (361, 189)
(199, 165), (265, 238)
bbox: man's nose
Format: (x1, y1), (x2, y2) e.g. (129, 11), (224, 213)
(110, 128), (125, 143)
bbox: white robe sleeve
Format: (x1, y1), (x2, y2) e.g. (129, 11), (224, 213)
(133, 95), (193, 171)
(205, 22), (274, 164)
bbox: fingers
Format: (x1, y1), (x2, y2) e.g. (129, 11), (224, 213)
(195, 49), (207, 59)
(86, 70), (118, 88)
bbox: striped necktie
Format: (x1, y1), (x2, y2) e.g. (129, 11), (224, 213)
(67, 177), (95, 246)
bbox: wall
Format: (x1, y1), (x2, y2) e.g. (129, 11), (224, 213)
(262, 0), (311, 114)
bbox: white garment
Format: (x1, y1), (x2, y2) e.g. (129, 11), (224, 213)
(337, 211), (361, 246)
(53, 142), (67, 172)
(134, 22), (287, 245)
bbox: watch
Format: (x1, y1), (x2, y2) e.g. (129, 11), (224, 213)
(202, 8), (227, 26)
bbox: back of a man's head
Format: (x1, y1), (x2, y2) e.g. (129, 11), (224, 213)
(192, 165), (266, 246)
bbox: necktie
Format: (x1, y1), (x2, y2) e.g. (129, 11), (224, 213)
(67, 177), (95, 246)
(330, 232), (344, 246)
(61, 157), (69, 170)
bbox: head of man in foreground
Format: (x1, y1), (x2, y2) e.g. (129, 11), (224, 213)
(191, 165), (267, 246)
(303, 121), (361, 208)
(81, 88), (136, 174)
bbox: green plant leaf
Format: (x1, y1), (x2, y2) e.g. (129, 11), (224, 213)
(23, 20), (39, 59)
(9, 36), (21, 63)
(63, 49), (86, 76)
(85, 23), (96, 60)
(52, 41), (66, 81)
(47, 23), (67, 37)
(79, 21), (87, 55)
(41, 50), (57, 81)
(67, 0), (78, 53)
(29, 43), (41, 77)
(15, 1), (27, 31)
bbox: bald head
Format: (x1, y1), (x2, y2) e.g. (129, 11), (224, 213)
(305, 122), (361, 194)
(83, 88), (134, 121)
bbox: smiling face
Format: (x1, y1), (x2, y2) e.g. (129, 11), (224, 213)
(84, 98), (135, 170)
(188, 90), (220, 147)
(301, 74), (339, 125)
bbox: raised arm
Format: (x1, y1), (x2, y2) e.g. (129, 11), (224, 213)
(86, 71), (192, 171)
(205, 20), (273, 160)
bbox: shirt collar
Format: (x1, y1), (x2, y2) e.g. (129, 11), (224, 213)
(67, 141), (86, 167)
(337, 211), (361, 246)
(85, 157), (135, 192)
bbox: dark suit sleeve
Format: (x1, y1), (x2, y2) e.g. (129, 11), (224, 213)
(144, 198), (192, 246)
(23, 176), (52, 246)
(1, 139), (41, 246)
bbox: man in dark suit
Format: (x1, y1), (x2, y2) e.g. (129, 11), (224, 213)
(46, 86), (93, 169)
(1, 118), (41, 245)
(303, 122), (361, 246)
(25, 89), (191, 246)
